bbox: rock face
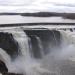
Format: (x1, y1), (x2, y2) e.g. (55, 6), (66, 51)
(0, 32), (20, 59)
(2, 73), (23, 75)
(25, 30), (61, 58)
(0, 60), (23, 75)
(0, 60), (8, 73)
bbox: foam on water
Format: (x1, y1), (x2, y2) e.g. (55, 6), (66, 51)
(0, 28), (75, 75)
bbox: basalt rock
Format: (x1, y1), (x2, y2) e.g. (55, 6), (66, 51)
(2, 72), (23, 75)
(0, 32), (20, 59)
(0, 60), (8, 73)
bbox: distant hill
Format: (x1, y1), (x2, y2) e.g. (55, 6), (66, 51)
(0, 12), (75, 19)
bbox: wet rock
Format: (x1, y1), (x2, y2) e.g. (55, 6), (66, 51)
(2, 72), (23, 75)
(0, 60), (8, 73)
(25, 30), (61, 58)
(0, 32), (20, 59)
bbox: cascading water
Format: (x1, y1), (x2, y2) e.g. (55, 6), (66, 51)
(7, 29), (42, 75)
(0, 48), (11, 68)
(12, 30), (30, 58)
(0, 28), (75, 75)
(35, 36), (44, 58)
(28, 36), (33, 58)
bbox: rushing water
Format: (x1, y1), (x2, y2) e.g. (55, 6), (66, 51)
(0, 28), (75, 75)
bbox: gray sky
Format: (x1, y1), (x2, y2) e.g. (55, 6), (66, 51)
(0, 0), (75, 5)
(0, 0), (75, 13)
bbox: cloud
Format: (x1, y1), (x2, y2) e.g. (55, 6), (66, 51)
(0, 0), (75, 13)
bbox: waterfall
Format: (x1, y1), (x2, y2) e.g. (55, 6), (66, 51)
(28, 37), (33, 58)
(0, 48), (11, 68)
(12, 30), (30, 58)
(0, 28), (75, 75)
(35, 36), (44, 58)
(7, 29), (41, 75)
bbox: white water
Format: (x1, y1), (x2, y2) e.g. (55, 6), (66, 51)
(7, 29), (41, 75)
(12, 30), (30, 58)
(0, 48), (11, 67)
(0, 29), (75, 75)
(35, 36), (44, 58)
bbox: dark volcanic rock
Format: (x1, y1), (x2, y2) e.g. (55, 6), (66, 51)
(25, 30), (61, 59)
(0, 32), (20, 59)
(2, 73), (23, 75)
(0, 60), (8, 73)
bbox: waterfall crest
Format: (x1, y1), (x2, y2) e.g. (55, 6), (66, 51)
(0, 28), (75, 75)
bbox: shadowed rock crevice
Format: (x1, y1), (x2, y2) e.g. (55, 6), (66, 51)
(24, 30), (61, 58)
(0, 32), (20, 59)
(0, 60), (8, 73)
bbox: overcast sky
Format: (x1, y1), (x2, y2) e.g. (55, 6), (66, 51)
(0, 0), (75, 13)
(0, 0), (75, 5)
